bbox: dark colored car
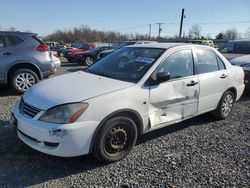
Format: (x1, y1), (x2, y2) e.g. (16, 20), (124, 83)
(73, 46), (113, 66)
(98, 41), (157, 60)
(219, 40), (250, 89)
(0, 31), (55, 93)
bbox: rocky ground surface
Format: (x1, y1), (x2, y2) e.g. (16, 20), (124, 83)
(0, 62), (249, 188)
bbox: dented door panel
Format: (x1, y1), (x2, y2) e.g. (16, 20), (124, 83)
(149, 77), (199, 127)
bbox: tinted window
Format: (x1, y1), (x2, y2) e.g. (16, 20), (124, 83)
(0, 35), (6, 48)
(157, 50), (194, 79)
(196, 49), (219, 74)
(7, 36), (24, 46)
(86, 47), (164, 83)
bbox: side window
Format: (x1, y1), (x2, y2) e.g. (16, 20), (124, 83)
(217, 57), (226, 70)
(157, 49), (194, 79)
(196, 49), (219, 74)
(0, 35), (6, 48)
(7, 36), (24, 46)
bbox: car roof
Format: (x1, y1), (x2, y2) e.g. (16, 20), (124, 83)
(0, 31), (35, 36)
(127, 42), (193, 49)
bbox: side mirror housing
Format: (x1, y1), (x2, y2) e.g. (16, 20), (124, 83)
(157, 72), (171, 83)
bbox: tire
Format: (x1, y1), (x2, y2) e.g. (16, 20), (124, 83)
(211, 91), (235, 120)
(93, 116), (138, 163)
(84, 56), (94, 66)
(10, 68), (39, 94)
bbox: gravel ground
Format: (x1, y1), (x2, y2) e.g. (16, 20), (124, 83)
(0, 63), (249, 188)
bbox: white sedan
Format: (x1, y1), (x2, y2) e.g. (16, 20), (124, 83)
(12, 43), (245, 162)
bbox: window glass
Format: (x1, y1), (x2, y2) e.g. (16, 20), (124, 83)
(196, 49), (219, 74)
(7, 36), (24, 46)
(86, 47), (164, 83)
(217, 57), (226, 70)
(0, 35), (6, 48)
(157, 49), (194, 79)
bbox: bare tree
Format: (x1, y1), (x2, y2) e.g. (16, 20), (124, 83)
(189, 24), (202, 39)
(245, 27), (250, 38)
(224, 28), (238, 40)
(7, 26), (17, 31)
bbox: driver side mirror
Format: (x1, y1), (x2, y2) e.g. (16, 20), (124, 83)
(156, 72), (171, 83)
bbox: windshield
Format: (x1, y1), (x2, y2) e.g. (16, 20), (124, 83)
(85, 47), (165, 83)
(218, 41), (250, 54)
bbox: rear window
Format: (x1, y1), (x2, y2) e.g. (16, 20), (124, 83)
(7, 36), (24, 46)
(219, 41), (250, 54)
(31, 35), (45, 44)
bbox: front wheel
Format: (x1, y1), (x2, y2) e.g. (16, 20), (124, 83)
(93, 116), (138, 162)
(211, 91), (235, 120)
(85, 56), (94, 66)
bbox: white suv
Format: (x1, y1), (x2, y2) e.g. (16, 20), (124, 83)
(12, 43), (245, 162)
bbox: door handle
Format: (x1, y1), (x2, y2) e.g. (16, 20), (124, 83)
(220, 74), (228, 79)
(2, 52), (11, 55)
(186, 80), (198, 86)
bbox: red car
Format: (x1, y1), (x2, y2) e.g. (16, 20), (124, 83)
(62, 43), (96, 61)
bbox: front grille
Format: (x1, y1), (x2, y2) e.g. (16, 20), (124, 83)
(20, 99), (41, 118)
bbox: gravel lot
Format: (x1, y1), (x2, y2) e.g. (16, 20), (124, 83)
(0, 63), (249, 188)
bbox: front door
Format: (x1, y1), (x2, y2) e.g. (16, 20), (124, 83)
(148, 49), (199, 128)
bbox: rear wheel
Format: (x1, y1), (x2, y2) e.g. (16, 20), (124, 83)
(93, 116), (138, 162)
(10, 68), (39, 94)
(211, 91), (235, 120)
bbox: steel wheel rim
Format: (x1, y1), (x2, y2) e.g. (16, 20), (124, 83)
(15, 73), (35, 91)
(221, 94), (234, 116)
(85, 57), (93, 66)
(104, 123), (134, 156)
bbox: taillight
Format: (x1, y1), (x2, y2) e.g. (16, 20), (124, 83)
(36, 44), (49, 52)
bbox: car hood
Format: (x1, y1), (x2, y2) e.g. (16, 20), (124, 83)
(230, 54), (250, 65)
(23, 71), (133, 110)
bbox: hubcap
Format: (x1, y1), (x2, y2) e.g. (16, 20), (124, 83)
(105, 126), (128, 154)
(221, 94), (234, 116)
(85, 57), (93, 66)
(15, 73), (35, 91)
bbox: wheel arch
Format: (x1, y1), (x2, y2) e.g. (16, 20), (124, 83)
(7, 62), (42, 82)
(226, 87), (237, 100)
(89, 108), (144, 153)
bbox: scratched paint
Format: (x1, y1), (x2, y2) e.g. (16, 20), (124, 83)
(49, 128), (68, 138)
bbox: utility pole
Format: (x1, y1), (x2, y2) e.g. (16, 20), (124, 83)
(149, 24), (151, 40)
(157, 23), (163, 39)
(179, 8), (185, 38)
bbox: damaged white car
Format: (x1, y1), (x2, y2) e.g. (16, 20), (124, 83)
(12, 43), (245, 162)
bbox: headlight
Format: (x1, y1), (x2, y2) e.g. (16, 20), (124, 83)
(39, 103), (88, 124)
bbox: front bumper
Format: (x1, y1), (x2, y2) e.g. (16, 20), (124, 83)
(13, 101), (99, 157)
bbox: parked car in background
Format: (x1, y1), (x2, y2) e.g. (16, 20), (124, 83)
(219, 40), (250, 90)
(72, 46), (113, 65)
(12, 43), (244, 162)
(0, 31), (56, 93)
(51, 51), (61, 67)
(61, 43), (96, 62)
(97, 40), (157, 59)
(189, 40), (215, 48)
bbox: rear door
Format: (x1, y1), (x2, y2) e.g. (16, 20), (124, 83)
(194, 47), (229, 113)
(149, 48), (199, 128)
(0, 35), (17, 83)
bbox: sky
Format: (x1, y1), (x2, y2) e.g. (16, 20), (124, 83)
(0, 0), (250, 38)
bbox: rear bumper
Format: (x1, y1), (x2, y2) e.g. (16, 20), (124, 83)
(41, 63), (56, 78)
